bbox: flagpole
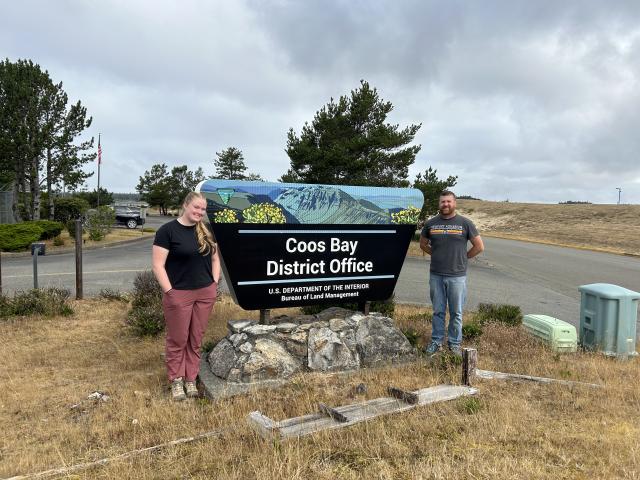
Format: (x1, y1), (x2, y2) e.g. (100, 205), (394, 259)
(97, 133), (101, 208)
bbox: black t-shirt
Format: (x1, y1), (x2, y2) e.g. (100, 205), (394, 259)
(421, 214), (479, 276)
(153, 220), (214, 290)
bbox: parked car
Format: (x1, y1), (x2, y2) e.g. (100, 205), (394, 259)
(114, 203), (147, 229)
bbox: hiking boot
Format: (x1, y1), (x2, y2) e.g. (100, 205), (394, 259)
(171, 378), (186, 402)
(448, 344), (462, 359)
(184, 380), (199, 398)
(424, 341), (441, 356)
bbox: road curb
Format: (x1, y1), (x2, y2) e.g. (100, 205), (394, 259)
(0, 234), (153, 259)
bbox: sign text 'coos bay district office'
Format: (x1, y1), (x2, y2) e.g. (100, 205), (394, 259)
(196, 180), (423, 310)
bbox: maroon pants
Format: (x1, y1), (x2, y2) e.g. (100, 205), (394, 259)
(162, 283), (217, 382)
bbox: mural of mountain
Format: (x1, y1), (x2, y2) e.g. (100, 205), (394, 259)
(275, 185), (390, 224)
(358, 198), (385, 213)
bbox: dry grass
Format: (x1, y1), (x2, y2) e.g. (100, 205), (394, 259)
(1, 299), (639, 479)
(407, 200), (640, 257)
(456, 200), (640, 256)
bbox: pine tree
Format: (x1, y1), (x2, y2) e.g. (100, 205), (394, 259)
(0, 59), (94, 221)
(284, 80), (421, 187)
(413, 167), (458, 220)
(214, 147), (247, 180)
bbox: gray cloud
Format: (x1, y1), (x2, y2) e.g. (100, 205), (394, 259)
(1, 0), (639, 203)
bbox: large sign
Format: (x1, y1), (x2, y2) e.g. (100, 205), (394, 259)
(197, 180), (423, 310)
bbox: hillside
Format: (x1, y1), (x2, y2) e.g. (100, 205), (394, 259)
(456, 200), (640, 256)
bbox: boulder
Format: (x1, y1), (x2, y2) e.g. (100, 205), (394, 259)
(308, 327), (359, 371)
(314, 306), (354, 322)
(229, 333), (248, 348)
(242, 338), (302, 381)
(275, 322), (298, 333)
(227, 320), (256, 333)
(243, 324), (277, 335)
(355, 316), (414, 366)
(208, 339), (237, 379)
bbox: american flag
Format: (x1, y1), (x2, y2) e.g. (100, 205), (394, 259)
(98, 136), (102, 165)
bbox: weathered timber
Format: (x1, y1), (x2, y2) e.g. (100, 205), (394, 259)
(318, 402), (348, 422)
(248, 411), (280, 438)
(248, 384), (478, 439)
(461, 348), (478, 386)
(475, 368), (602, 389)
(387, 386), (419, 404)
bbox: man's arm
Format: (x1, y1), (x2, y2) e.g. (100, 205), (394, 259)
(467, 235), (484, 259)
(419, 234), (431, 255)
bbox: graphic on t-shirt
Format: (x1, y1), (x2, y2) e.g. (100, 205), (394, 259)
(430, 225), (464, 236)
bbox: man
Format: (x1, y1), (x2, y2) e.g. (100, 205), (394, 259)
(420, 190), (484, 357)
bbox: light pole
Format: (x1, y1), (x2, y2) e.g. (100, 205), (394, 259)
(616, 187), (622, 205)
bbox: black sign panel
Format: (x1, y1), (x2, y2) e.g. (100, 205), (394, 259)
(212, 224), (416, 310)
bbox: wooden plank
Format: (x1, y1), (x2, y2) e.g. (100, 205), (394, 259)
(318, 402), (348, 422)
(475, 369), (602, 389)
(261, 384), (477, 439)
(248, 411), (280, 439)
(461, 348), (478, 386)
(387, 386), (419, 404)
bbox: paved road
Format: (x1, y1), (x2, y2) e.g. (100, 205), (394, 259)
(2, 220), (639, 327)
(397, 238), (640, 325)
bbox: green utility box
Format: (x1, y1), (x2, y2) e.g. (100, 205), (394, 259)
(578, 283), (639, 358)
(523, 314), (577, 353)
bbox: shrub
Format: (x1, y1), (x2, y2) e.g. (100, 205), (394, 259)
(458, 397), (482, 415)
(0, 294), (12, 317)
(128, 305), (165, 336)
(53, 197), (90, 224)
(476, 303), (523, 326)
(127, 270), (164, 336)
(0, 223), (44, 251)
(402, 328), (420, 347)
(26, 220), (64, 240)
(142, 227), (156, 233)
(86, 206), (115, 241)
(99, 288), (128, 302)
(462, 322), (483, 339)
(66, 219), (83, 238)
(4, 288), (73, 317)
(53, 235), (65, 246)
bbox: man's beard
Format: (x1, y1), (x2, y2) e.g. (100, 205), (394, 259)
(439, 206), (454, 215)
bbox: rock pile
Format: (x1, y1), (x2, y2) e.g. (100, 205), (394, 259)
(207, 307), (415, 383)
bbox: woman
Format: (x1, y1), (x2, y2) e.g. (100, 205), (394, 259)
(152, 192), (220, 401)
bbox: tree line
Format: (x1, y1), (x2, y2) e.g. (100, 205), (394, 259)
(138, 80), (457, 218)
(0, 59), (95, 222)
(2, 57), (457, 222)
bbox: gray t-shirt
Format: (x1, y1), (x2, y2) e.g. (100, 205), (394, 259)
(421, 214), (479, 276)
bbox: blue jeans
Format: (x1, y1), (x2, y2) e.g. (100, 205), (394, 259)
(429, 273), (467, 347)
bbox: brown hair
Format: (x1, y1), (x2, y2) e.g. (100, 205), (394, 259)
(440, 190), (457, 199)
(182, 192), (216, 256)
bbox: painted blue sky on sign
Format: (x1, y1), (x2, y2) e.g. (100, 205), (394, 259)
(197, 180), (423, 224)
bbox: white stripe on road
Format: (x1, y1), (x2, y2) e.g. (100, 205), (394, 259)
(3, 269), (147, 278)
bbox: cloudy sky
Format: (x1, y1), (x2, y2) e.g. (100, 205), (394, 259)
(2, 0), (639, 203)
